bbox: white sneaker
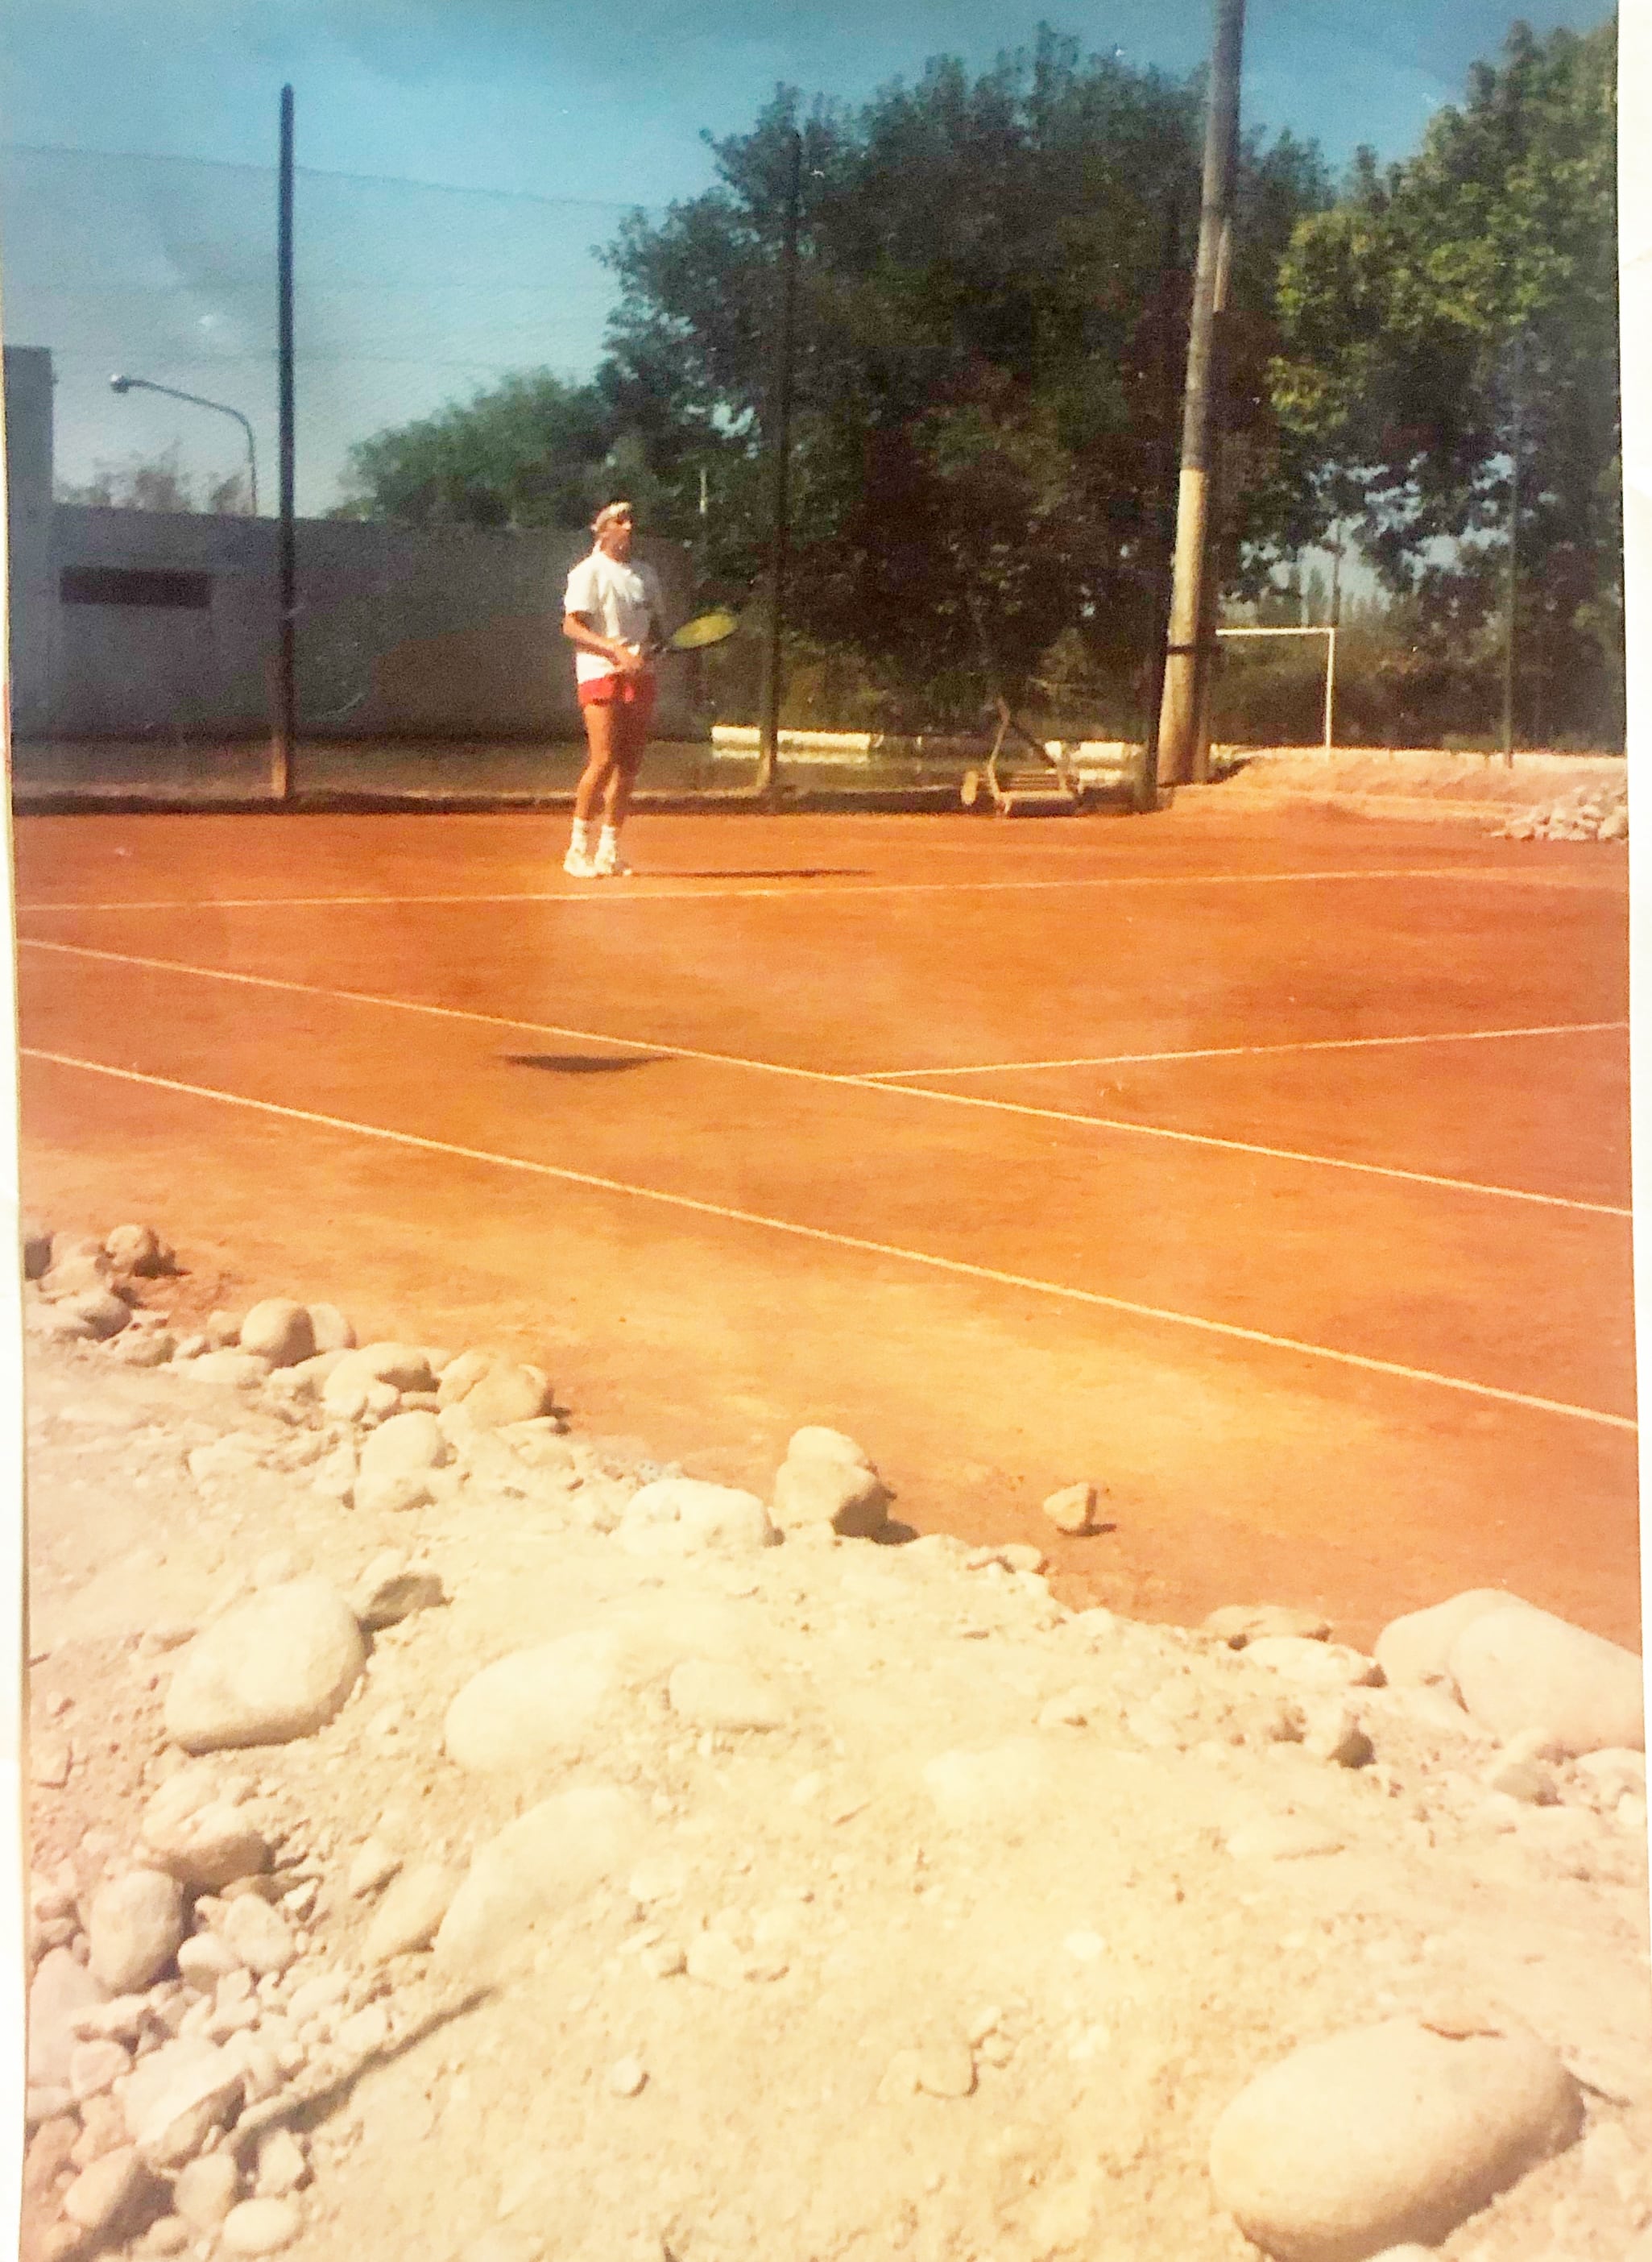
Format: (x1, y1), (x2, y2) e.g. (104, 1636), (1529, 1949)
(563, 845), (598, 879)
(594, 840), (633, 877)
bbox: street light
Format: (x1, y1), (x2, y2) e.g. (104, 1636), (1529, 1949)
(109, 375), (259, 516)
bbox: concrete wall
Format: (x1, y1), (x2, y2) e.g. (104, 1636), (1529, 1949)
(4, 346), (56, 735)
(6, 347), (699, 746)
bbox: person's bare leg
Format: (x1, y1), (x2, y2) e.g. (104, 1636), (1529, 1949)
(566, 702), (618, 874)
(597, 703), (649, 872)
(574, 701), (619, 822)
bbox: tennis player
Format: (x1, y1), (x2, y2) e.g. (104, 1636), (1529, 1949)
(561, 500), (665, 878)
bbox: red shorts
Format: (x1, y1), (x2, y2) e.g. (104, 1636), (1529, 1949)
(578, 672), (656, 723)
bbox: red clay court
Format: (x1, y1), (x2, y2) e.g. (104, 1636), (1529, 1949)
(12, 797), (1637, 1651)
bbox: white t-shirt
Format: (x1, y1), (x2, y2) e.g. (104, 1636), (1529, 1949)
(563, 548), (665, 682)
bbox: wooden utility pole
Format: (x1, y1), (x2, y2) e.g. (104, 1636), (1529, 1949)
(1154, 0), (1245, 791)
(755, 130), (802, 802)
(272, 85), (296, 803)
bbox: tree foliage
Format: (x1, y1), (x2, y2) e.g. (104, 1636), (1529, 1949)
(1269, 19), (1620, 740)
(332, 371), (619, 528)
(598, 29), (1328, 713)
(57, 442), (249, 514)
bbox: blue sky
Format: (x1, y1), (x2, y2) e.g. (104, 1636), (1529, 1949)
(0, 0), (1618, 512)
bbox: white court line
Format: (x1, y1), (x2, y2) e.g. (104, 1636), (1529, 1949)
(19, 1044), (1637, 1436)
(15, 860), (1625, 915)
(863, 1020), (1630, 1079)
(18, 938), (1630, 1219)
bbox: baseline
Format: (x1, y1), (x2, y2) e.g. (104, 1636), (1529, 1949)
(16, 860), (1623, 917)
(863, 1020), (1629, 1079)
(21, 1043), (1636, 1437)
(17, 937), (1625, 1219)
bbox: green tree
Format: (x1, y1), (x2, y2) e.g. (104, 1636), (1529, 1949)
(57, 443), (248, 514)
(1269, 19), (1621, 742)
(332, 370), (623, 528)
(598, 28), (1329, 718)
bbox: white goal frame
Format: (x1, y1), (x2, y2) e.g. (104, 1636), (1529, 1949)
(1215, 623), (1339, 751)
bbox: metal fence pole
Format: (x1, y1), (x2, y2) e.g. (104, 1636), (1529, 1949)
(272, 85), (296, 803)
(755, 130), (802, 802)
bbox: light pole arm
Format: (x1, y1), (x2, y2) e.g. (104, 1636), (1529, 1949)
(110, 376), (259, 514)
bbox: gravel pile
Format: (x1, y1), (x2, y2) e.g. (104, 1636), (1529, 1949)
(1494, 784), (1629, 843)
(19, 1218), (1652, 2262)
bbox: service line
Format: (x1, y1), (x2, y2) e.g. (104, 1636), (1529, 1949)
(15, 860), (1623, 915)
(17, 938), (1631, 1219)
(862, 1020), (1629, 1079)
(20, 1043), (1638, 1437)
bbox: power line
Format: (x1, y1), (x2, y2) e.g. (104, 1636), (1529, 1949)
(0, 140), (663, 215)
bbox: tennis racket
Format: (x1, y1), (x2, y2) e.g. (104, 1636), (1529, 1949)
(645, 607), (740, 657)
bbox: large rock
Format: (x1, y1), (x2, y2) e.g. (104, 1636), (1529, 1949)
(1374, 1591), (1522, 1687)
(1208, 2017), (1583, 2260)
(458, 1360), (555, 1428)
(772, 1456), (888, 1539)
(433, 1784), (648, 1980)
(445, 1632), (624, 1771)
(122, 2040), (245, 2167)
(164, 1581), (365, 1751)
(356, 1410), (448, 1511)
(27, 1949), (110, 2086)
(141, 1780), (269, 1891)
(62, 2145), (154, 2236)
(86, 1869), (186, 1992)
(1448, 1603), (1644, 1757)
(322, 1342), (434, 1413)
(617, 1478), (776, 1558)
(237, 1300), (315, 1369)
(785, 1425), (873, 1469)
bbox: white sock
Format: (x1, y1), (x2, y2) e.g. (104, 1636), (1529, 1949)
(571, 818), (594, 853)
(598, 825), (620, 851)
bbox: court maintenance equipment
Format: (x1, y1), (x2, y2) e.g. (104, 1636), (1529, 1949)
(960, 697), (1083, 817)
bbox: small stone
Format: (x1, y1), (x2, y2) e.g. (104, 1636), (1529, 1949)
(30, 1950), (110, 2086)
(772, 1456), (889, 1539)
(220, 1895), (296, 1977)
(221, 2196), (304, 2255)
(62, 2144), (151, 2235)
(1042, 1482), (1102, 1535)
(253, 2127), (308, 2198)
(347, 1837), (402, 1898)
(608, 2056), (648, 2097)
(69, 2037), (132, 2099)
(350, 1558), (445, 1630)
(238, 1300), (316, 1369)
(137, 2215), (193, 2255)
(685, 1933), (751, 1989)
(105, 1224), (172, 1274)
(177, 1933), (244, 1988)
(458, 1360), (555, 1428)
(916, 2043), (977, 2098)
(1205, 1604), (1333, 1648)
(66, 1288), (131, 1340)
(307, 1303), (355, 1353)
(30, 1736), (72, 1788)
(173, 2151), (242, 2228)
(619, 1477), (777, 1557)
(143, 1797), (270, 1891)
(87, 1870), (186, 1993)
(362, 1863), (456, 1962)
(785, 1425), (873, 1469)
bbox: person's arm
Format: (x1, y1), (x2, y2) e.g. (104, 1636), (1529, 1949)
(562, 610), (647, 673)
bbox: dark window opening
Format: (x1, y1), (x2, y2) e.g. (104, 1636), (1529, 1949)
(60, 566), (213, 610)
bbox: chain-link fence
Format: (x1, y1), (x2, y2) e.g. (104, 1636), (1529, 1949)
(2, 140), (736, 800)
